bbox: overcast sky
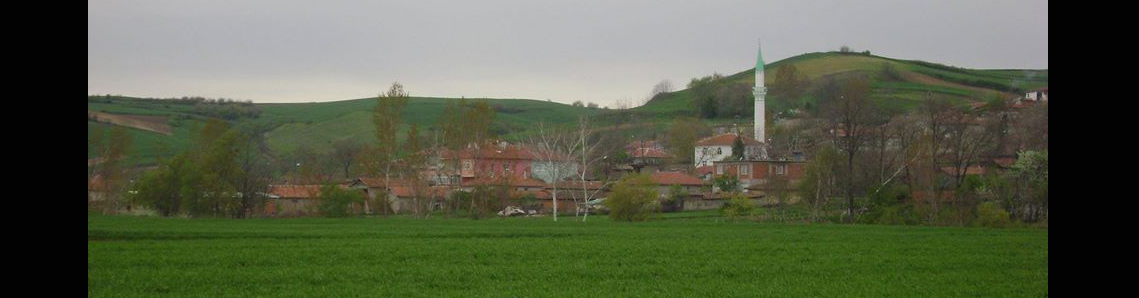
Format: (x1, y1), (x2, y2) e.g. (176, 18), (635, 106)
(88, 0), (1048, 106)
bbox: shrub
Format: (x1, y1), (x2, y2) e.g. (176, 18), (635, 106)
(875, 204), (919, 226)
(973, 202), (1013, 228)
(604, 174), (660, 221)
(720, 192), (755, 220)
(318, 184), (363, 218)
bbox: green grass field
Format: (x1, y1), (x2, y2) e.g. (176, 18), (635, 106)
(88, 213), (1048, 297)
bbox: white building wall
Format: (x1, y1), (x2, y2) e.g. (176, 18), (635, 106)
(694, 145), (733, 167)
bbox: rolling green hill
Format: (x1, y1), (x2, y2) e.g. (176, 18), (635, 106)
(637, 51), (1048, 118)
(88, 51), (1047, 167)
(88, 95), (601, 167)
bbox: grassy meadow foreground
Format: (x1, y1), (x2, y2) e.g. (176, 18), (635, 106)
(87, 213), (1047, 297)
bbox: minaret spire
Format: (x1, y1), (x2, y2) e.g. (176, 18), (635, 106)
(753, 39), (766, 146)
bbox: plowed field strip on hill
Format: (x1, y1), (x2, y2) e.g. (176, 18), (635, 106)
(88, 110), (172, 135)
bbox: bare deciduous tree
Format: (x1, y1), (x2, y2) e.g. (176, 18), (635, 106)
(822, 76), (873, 224)
(526, 122), (578, 221)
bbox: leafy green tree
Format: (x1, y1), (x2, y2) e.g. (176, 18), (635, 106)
(799, 145), (841, 222)
(318, 183), (364, 218)
(714, 174), (740, 193)
(973, 202), (1013, 228)
(366, 82), (410, 216)
(665, 184), (687, 211)
(90, 125), (133, 212)
(131, 120), (270, 218)
(688, 74), (723, 118)
(666, 117), (711, 165)
(604, 174), (660, 221)
(131, 153), (191, 216)
(731, 134), (745, 160)
(714, 82), (753, 118)
(1011, 150), (1047, 222)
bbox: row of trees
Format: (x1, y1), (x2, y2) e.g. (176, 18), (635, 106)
(792, 75), (1048, 226)
(687, 64), (812, 120)
(88, 125), (133, 212)
(130, 119), (274, 218)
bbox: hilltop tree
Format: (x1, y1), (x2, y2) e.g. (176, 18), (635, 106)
(715, 82), (754, 118)
(645, 79), (673, 105)
(688, 73), (723, 118)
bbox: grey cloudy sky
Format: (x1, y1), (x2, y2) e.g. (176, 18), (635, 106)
(88, 0), (1048, 106)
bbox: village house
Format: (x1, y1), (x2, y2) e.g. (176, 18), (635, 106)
(347, 177), (452, 215)
(1023, 87), (1048, 102)
(626, 139), (672, 172)
(545, 180), (609, 214)
(88, 174), (108, 203)
(647, 171), (716, 211)
(265, 184), (323, 217)
(433, 141), (578, 185)
(693, 133), (764, 167)
(713, 160), (807, 192)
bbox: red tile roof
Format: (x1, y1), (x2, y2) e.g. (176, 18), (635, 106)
(550, 180), (607, 190)
(268, 185), (324, 199)
(519, 190), (553, 200)
(466, 177), (549, 188)
(993, 157), (1018, 168)
(625, 140), (663, 150)
(940, 165), (987, 176)
(390, 186), (451, 198)
(650, 172), (706, 186)
(695, 166), (715, 175)
(353, 177), (410, 188)
(695, 133), (761, 146)
(628, 147), (672, 158)
(88, 175), (108, 191)
(439, 144), (542, 161)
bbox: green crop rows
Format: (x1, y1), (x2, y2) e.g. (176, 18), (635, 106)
(88, 214), (1047, 297)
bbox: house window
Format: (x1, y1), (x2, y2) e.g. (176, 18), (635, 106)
(739, 165), (749, 176)
(716, 165), (723, 175)
(775, 165), (786, 175)
(717, 148), (722, 155)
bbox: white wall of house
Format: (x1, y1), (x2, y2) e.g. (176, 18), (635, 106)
(694, 145), (732, 167)
(1025, 91), (1048, 101)
(695, 145), (763, 167)
(532, 161), (578, 183)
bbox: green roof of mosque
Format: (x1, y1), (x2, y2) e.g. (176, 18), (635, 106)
(755, 41), (764, 73)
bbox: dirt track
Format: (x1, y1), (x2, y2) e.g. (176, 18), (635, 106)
(88, 110), (172, 135)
